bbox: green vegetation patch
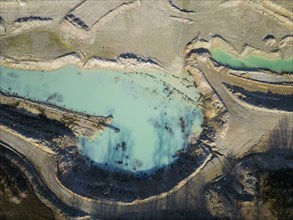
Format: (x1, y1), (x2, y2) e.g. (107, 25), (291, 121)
(0, 156), (54, 220)
(260, 168), (293, 220)
(0, 29), (75, 59)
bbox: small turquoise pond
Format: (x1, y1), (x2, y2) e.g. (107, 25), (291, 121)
(0, 65), (203, 173)
(211, 48), (293, 73)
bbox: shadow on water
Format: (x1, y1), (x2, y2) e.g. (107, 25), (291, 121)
(80, 124), (136, 174)
(151, 111), (173, 168)
(1, 95), (209, 204)
(151, 110), (198, 170)
(80, 108), (200, 175)
(106, 125), (135, 170)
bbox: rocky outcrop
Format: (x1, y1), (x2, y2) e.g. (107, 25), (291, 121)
(167, 0), (195, 14)
(263, 34), (277, 47)
(0, 94), (110, 138)
(0, 52), (165, 72)
(84, 54), (165, 71)
(59, 0), (141, 41)
(9, 16), (53, 35)
(0, 16), (5, 35)
(204, 152), (293, 219)
(185, 50), (229, 140)
(0, 53), (83, 71)
(279, 35), (293, 48)
(186, 34), (290, 59)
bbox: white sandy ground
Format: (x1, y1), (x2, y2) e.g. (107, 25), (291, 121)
(0, 0), (292, 73)
(0, 0), (293, 218)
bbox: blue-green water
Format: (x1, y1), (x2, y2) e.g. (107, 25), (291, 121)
(0, 65), (203, 173)
(211, 48), (293, 73)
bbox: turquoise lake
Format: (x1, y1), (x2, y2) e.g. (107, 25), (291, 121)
(0, 65), (203, 173)
(211, 48), (293, 73)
